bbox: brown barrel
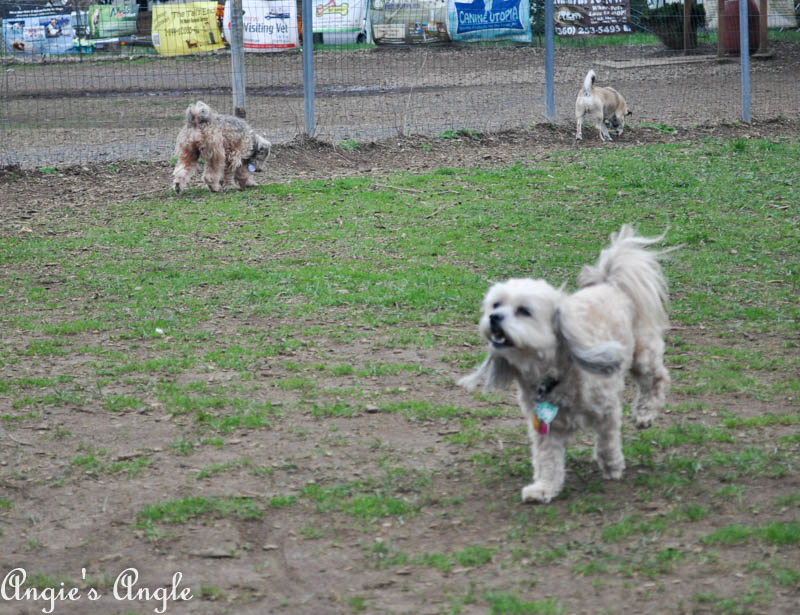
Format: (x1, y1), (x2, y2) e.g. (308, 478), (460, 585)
(723, 0), (761, 55)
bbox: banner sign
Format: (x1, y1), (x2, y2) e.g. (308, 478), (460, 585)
(369, 0), (450, 45)
(313, 0), (367, 34)
(223, 0), (298, 51)
(1, 2), (74, 55)
(87, 3), (139, 38)
(552, 0), (632, 37)
(448, 0), (532, 42)
(151, 1), (224, 56)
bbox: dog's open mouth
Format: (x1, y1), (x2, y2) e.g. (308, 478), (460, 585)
(489, 323), (512, 348)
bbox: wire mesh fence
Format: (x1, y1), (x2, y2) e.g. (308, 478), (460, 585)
(1, 0), (798, 169)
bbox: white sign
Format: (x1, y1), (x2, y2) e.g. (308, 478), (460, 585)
(223, 0), (299, 52)
(313, 0), (367, 33)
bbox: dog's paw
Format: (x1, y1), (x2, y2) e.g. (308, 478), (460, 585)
(521, 482), (558, 504)
(634, 412), (657, 430)
(575, 134), (583, 141)
(599, 460), (625, 480)
(592, 449), (625, 479)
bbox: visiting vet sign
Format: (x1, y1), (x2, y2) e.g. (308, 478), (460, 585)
(223, 0), (298, 51)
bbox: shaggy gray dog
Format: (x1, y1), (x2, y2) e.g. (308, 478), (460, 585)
(172, 101), (271, 193)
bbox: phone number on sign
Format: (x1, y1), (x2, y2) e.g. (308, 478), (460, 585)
(555, 24), (632, 36)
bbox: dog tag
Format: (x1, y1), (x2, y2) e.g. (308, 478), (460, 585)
(534, 402), (559, 435)
(248, 163), (257, 173)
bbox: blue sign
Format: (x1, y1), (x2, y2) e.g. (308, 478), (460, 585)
(1, 3), (75, 55)
(448, 0), (531, 42)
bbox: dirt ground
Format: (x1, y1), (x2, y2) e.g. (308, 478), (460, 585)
(1, 124), (799, 615)
(3, 40), (800, 168)
(4, 116), (800, 216)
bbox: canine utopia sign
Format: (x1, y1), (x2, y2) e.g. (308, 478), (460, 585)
(552, 0), (632, 36)
(448, 0), (532, 42)
(151, 1), (224, 56)
(1, 2), (74, 55)
(223, 0), (298, 51)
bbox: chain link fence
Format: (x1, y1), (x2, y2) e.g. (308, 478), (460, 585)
(1, 0), (798, 168)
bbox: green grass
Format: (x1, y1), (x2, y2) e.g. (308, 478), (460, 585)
(438, 128), (482, 140)
(136, 495), (263, 528)
(485, 592), (564, 615)
(634, 121), (677, 134)
(301, 480), (418, 521)
(4, 140), (796, 344)
(338, 139), (360, 152)
(702, 522), (800, 546)
(70, 447), (151, 477)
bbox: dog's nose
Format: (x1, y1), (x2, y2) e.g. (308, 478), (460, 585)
(489, 313), (504, 326)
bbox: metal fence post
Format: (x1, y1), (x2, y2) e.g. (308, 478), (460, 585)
(230, 0), (246, 118)
(302, 0), (316, 137)
(544, 0), (555, 123)
(739, 0), (751, 122)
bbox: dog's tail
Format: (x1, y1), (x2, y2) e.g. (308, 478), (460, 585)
(582, 70), (596, 97)
(578, 225), (674, 335)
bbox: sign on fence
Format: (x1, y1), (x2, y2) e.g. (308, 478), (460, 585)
(151, 1), (224, 56)
(552, 0), (632, 37)
(313, 0), (367, 44)
(1, 2), (74, 55)
(86, 3), (139, 38)
(369, 0), (450, 45)
(447, 0), (532, 42)
(222, 0), (298, 51)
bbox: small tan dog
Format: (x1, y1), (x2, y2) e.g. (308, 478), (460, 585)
(575, 70), (631, 142)
(172, 101), (271, 193)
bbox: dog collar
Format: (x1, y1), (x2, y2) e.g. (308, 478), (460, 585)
(533, 377), (559, 435)
(536, 377), (559, 399)
(246, 135), (259, 173)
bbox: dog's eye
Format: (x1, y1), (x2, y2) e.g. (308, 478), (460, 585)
(492, 302), (501, 309)
(516, 306), (533, 317)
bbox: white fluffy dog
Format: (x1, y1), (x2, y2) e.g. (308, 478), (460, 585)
(459, 225), (672, 503)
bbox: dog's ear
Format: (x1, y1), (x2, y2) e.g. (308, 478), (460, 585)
(257, 135), (272, 159)
(554, 307), (623, 375)
(458, 353), (520, 393)
(248, 135), (272, 170)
